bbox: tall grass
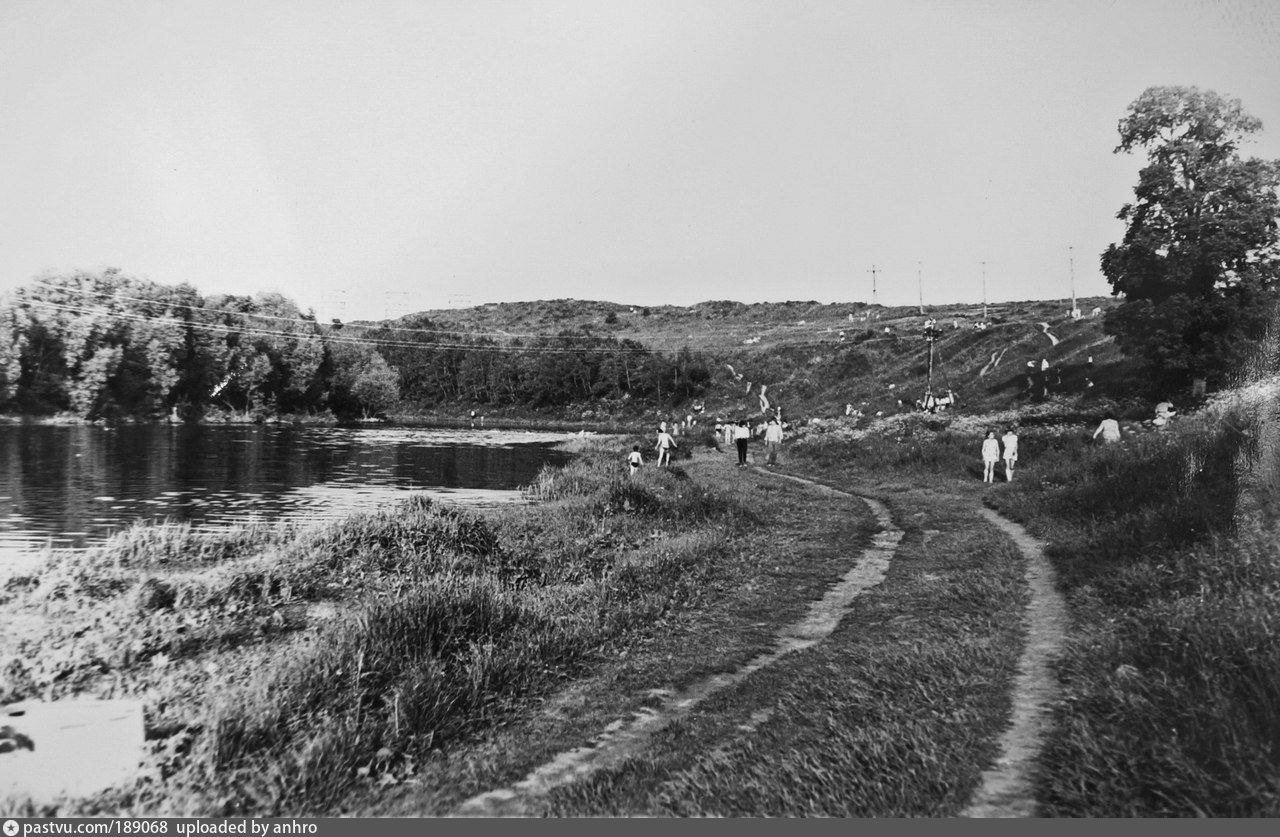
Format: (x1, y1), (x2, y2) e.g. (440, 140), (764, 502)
(163, 575), (590, 815)
(984, 400), (1280, 816)
(794, 426), (976, 483)
(3, 439), (747, 816)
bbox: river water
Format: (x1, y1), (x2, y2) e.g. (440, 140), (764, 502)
(0, 424), (575, 567)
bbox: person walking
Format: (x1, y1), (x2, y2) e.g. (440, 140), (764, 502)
(734, 419), (751, 467)
(981, 430), (1000, 483)
(654, 426), (677, 467)
(1001, 426), (1019, 482)
(627, 445), (643, 477)
(764, 417), (784, 466)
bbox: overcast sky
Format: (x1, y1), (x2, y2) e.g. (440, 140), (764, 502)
(3, 0), (1279, 322)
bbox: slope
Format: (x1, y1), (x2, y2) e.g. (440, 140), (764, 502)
(365, 295), (1133, 424)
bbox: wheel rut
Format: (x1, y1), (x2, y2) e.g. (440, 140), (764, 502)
(451, 469), (1067, 818)
(958, 507), (1068, 818)
(451, 472), (904, 817)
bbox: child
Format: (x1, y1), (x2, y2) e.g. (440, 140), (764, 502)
(627, 445), (643, 476)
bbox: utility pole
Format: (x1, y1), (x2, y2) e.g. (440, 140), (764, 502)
(1068, 246), (1077, 313)
(981, 261), (988, 321)
(917, 262), (924, 315)
(868, 264), (879, 306)
(923, 319), (943, 396)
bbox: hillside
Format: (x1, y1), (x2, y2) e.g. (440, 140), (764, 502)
(367, 295), (1138, 425)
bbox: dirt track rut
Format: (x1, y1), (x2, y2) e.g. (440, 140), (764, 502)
(958, 507), (1068, 818)
(452, 469), (1067, 818)
(451, 474), (903, 817)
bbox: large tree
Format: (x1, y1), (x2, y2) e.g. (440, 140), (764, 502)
(1102, 86), (1280, 394)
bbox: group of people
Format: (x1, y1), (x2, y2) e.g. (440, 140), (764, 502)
(724, 417), (784, 467)
(980, 407), (1156, 484)
(630, 406), (1155, 484)
(628, 416), (786, 476)
(980, 427), (1019, 483)
(626, 422), (679, 476)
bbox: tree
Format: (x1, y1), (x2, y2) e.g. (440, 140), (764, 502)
(350, 353), (400, 418)
(1101, 86), (1280, 393)
(326, 340), (401, 419)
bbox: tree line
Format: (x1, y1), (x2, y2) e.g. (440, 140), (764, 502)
(0, 271), (710, 422)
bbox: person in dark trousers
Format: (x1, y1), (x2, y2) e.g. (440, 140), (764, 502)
(734, 419), (750, 467)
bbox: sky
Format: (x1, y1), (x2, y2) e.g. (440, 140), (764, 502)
(2, 0), (1279, 323)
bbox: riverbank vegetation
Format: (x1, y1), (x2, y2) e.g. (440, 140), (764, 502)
(2, 432), (1038, 817)
(0, 272), (711, 425)
(1, 438), (748, 814)
(4, 379), (1279, 815)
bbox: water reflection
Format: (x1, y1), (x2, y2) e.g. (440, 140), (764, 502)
(0, 425), (573, 566)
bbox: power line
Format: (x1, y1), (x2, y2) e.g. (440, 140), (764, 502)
(13, 298), (660, 356)
(22, 278), (570, 342)
(13, 295), (933, 359)
(14, 279), (878, 349)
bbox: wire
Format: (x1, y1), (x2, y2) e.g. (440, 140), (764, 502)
(11, 298), (658, 356)
(10, 281), (958, 360)
(25, 278), (640, 342)
(23, 277), (869, 343)
(11, 291), (921, 357)
(22, 279), (670, 345)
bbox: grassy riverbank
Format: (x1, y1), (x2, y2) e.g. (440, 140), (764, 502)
(3, 432), (1032, 817)
(6, 389), (1276, 816)
(0, 437), (744, 815)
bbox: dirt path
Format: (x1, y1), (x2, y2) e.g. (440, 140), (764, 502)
(958, 507), (1068, 818)
(450, 473), (904, 817)
(450, 465), (1068, 818)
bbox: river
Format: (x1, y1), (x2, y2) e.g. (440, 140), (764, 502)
(0, 423), (576, 568)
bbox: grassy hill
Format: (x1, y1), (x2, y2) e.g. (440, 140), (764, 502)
(365, 295), (1141, 425)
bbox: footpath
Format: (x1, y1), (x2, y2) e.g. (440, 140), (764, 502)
(443, 448), (1068, 817)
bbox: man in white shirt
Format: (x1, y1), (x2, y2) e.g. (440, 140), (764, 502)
(733, 420), (751, 467)
(1001, 426), (1019, 481)
(764, 418), (784, 466)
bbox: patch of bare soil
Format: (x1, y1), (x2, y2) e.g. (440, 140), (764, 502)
(958, 507), (1068, 818)
(450, 472), (904, 817)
